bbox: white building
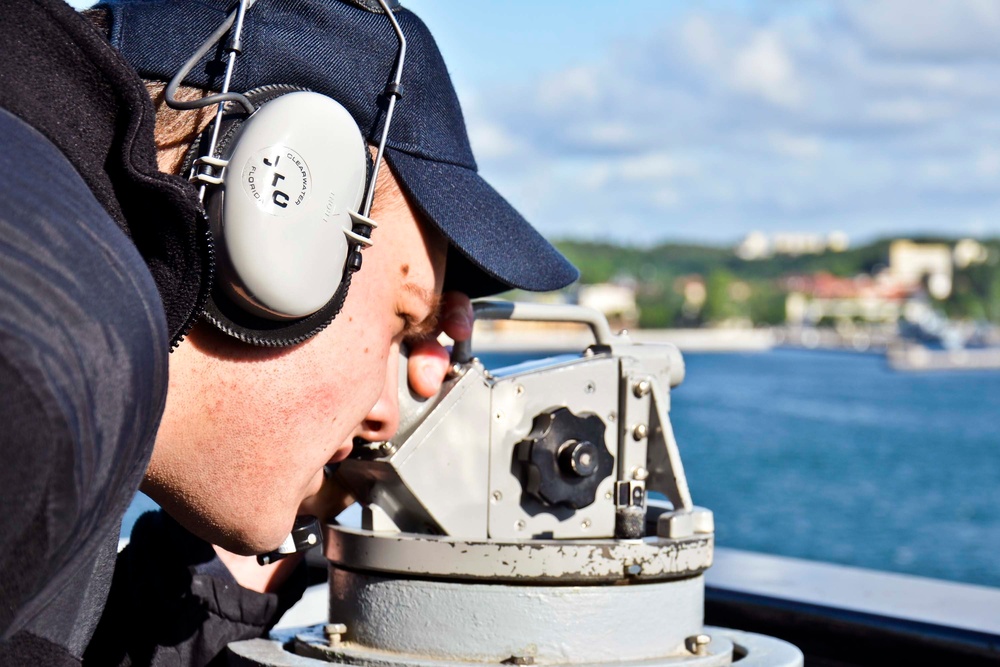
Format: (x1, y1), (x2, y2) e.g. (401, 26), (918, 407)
(888, 240), (952, 300)
(736, 231), (850, 260)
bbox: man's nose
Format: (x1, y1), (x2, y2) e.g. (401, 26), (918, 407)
(355, 347), (401, 443)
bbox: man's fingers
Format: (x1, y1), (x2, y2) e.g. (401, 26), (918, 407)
(438, 291), (473, 342)
(407, 339), (450, 398)
(403, 292), (471, 399)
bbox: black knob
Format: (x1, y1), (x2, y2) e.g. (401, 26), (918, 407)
(516, 407), (613, 510)
(559, 440), (600, 477)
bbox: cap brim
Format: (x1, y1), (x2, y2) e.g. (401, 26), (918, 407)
(386, 149), (579, 298)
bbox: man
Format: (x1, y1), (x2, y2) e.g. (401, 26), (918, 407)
(0, 0), (577, 664)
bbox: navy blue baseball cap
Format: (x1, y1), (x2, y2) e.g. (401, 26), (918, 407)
(104, 0), (578, 297)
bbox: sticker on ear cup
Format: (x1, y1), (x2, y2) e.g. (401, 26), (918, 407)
(242, 145), (312, 216)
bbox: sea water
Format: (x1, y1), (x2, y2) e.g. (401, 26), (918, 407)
(123, 348), (1000, 589)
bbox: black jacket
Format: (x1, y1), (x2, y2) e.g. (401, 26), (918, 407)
(0, 1), (303, 664)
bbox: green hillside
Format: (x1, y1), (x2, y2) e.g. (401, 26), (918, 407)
(552, 237), (1000, 328)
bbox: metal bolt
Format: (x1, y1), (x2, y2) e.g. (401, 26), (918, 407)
(584, 381), (596, 394)
(581, 518), (592, 530)
(632, 466), (649, 481)
(448, 363), (464, 378)
(515, 520), (526, 531)
(633, 379), (651, 398)
(492, 490), (503, 503)
(324, 623), (347, 647)
(379, 442), (396, 456)
(632, 424), (648, 441)
(685, 634), (711, 656)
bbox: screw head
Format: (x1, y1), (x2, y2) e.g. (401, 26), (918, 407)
(633, 379), (651, 398)
(324, 623), (347, 636)
(632, 424), (649, 441)
(492, 490), (503, 503)
(685, 634), (711, 656)
(632, 466), (649, 481)
(515, 520), (526, 531)
(584, 381), (596, 394)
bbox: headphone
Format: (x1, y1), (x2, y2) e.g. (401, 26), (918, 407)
(166, 0), (406, 346)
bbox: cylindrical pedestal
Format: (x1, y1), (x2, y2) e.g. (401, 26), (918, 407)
(323, 567), (707, 664)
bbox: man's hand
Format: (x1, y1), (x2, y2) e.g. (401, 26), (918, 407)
(406, 291), (473, 398)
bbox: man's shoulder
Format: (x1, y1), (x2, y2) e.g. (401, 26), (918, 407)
(0, 106), (169, 657)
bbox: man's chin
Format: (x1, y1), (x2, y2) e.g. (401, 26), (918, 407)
(211, 523), (294, 557)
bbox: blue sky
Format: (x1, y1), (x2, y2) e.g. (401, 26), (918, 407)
(403, 1), (1000, 246)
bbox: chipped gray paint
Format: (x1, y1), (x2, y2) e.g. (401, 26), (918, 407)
(315, 569), (716, 665)
(325, 525), (713, 583)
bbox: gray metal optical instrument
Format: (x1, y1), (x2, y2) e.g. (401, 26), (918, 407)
(231, 300), (803, 667)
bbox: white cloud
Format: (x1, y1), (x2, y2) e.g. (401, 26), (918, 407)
(732, 32), (802, 107)
(976, 150), (1000, 177)
(681, 14), (724, 69)
(844, 0), (1000, 60)
(537, 66), (601, 112)
(768, 132), (823, 159)
(467, 121), (529, 161)
(464, 1), (1000, 243)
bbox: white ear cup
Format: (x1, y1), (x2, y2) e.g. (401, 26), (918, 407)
(206, 91), (368, 320)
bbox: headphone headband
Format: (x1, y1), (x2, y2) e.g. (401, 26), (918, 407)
(165, 0), (406, 346)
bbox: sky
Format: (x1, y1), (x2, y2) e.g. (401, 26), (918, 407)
(66, 0), (1000, 247)
(403, 0), (1000, 246)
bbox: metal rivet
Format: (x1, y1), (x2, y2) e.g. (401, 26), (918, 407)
(685, 634), (711, 656)
(632, 466), (649, 481)
(515, 520), (526, 531)
(492, 490), (503, 503)
(633, 380), (651, 398)
(515, 384), (525, 396)
(581, 518), (592, 530)
(605, 491), (614, 500)
(324, 623), (347, 647)
(585, 381), (596, 394)
(607, 412), (617, 423)
(632, 424), (648, 441)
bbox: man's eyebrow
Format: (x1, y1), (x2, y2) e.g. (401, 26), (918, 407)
(401, 283), (441, 339)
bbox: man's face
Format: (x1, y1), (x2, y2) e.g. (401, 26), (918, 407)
(143, 165), (447, 555)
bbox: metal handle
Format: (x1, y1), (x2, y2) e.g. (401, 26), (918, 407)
(452, 300), (615, 364)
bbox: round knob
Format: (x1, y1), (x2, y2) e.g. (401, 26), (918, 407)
(559, 440), (600, 477)
(516, 407), (613, 510)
